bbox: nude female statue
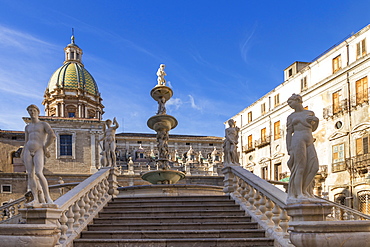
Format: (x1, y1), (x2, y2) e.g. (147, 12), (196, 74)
(22, 104), (56, 207)
(223, 119), (240, 165)
(286, 94), (319, 202)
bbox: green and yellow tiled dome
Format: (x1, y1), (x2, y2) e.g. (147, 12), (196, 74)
(47, 62), (99, 96)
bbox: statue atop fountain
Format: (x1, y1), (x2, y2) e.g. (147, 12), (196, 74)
(142, 64), (185, 184)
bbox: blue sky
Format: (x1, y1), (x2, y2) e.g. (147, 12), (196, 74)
(0, 1), (369, 136)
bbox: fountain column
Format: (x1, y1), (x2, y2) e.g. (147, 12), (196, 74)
(141, 64), (186, 184)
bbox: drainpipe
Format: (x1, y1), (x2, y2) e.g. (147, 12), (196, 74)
(346, 42), (354, 208)
(269, 96), (272, 180)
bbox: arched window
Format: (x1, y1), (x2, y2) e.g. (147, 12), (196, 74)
(358, 191), (370, 215)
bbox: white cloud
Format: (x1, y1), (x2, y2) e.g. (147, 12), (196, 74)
(0, 25), (56, 52)
(167, 97), (182, 110)
(240, 23), (257, 63)
(188, 95), (201, 110)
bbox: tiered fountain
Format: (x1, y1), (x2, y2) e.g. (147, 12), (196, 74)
(141, 64), (186, 184)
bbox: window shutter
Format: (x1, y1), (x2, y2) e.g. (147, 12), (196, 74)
(357, 42), (361, 59)
(362, 39), (367, 56)
(356, 138), (363, 155)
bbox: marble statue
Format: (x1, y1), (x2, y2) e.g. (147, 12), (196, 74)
(211, 147), (218, 163)
(187, 145), (195, 162)
(157, 96), (167, 115)
(286, 94), (319, 202)
(156, 64), (167, 86)
(223, 119), (240, 165)
(156, 129), (169, 160)
(22, 104), (56, 207)
(100, 117), (119, 167)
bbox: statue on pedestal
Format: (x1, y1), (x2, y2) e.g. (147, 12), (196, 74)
(223, 119), (240, 166)
(100, 117), (119, 167)
(156, 64), (167, 86)
(22, 104), (56, 207)
(286, 94), (319, 203)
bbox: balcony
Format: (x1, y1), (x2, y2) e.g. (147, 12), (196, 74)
(323, 99), (348, 119)
(345, 153), (370, 175)
(255, 136), (271, 148)
(242, 144), (255, 153)
(332, 161), (346, 173)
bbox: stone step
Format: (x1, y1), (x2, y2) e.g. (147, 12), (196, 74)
(80, 229), (267, 239)
(88, 222), (258, 231)
(99, 209), (246, 217)
(113, 195), (231, 202)
(103, 204), (241, 212)
(74, 238), (274, 247)
(94, 215), (251, 224)
(107, 200), (236, 207)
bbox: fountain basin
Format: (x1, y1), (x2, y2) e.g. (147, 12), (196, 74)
(141, 170), (186, 184)
(147, 114), (178, 130)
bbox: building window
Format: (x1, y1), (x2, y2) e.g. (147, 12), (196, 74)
(274, 121), (281, 140)
(332, 55), (342, 73)
(68, 112), (75, 118)
(261, 128), (267, 142)
(60, 135), (72, 156)
(261, 103), (266, 114)
(261, 166), (268, 180)
(356, 39), (367, 59)
(358, 191), (370, 215)
(274, 163), (282, 181)
(356, 136), (369, 155)
(209, 143), (214, 146)
(247, 111), (252, 123)
(288, 68), (293, 77)
(137, 141), (142, 144)
(274, 94), (280, 107)
(332, 143), (345, 163)
(356, 76), (368, 105)
(1, 184), (12, 193)
(186, 143), (190, 145)
(248, 135), (253, 149)
(301, 76), (307, 91)
(332, 90), (340, 114)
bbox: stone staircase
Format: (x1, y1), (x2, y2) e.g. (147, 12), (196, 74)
(74, 195), (274, 247)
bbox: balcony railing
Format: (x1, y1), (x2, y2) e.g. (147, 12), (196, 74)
(323, 99), (348, 119)
(255, 136), (271, 148)
(242, 144), (255, 153)
(332, 161), (346, 173)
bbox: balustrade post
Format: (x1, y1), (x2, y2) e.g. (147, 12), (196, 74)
(222, 166), (235, 194)
(108, 167), (120, 197)
(258, 194), (268, 220)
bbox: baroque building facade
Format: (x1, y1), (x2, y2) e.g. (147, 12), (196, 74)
(229, 24), (370, 214)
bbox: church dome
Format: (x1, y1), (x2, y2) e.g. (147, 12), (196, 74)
(47, 62), (99, 96)
(42, 35), (104, 120)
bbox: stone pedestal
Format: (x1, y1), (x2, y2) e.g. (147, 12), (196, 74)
(285, 200), (332, 221)
(0, 224), (60, 247)
(289, 221), (370, 247)
(284, 199), (370, 247)
(19, 206), (62, 225)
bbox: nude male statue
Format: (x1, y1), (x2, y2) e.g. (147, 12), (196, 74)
(100, 117), (119, 167)
(22, 104), (56, 207)
(156, 64), (167, 86)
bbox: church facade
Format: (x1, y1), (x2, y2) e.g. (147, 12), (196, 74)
(229, 24), (370, 214)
